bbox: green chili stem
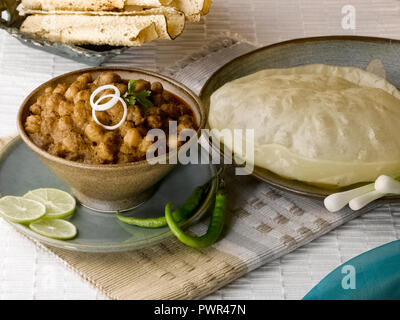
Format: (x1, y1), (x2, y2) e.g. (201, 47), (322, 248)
(165, 189), (227, 249)
(116, 166), (225, 228)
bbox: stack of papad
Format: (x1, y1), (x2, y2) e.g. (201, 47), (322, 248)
(19, 0), (212, 46)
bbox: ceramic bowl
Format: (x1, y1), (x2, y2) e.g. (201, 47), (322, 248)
(17, 67), (206, 212)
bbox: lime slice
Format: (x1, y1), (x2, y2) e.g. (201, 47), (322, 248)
(0, 196), (46, 223)
(29, 219), (77, 240)
(24, 188), (76, 219)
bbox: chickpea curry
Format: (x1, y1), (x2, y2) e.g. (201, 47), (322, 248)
(24, 72), (197, 164)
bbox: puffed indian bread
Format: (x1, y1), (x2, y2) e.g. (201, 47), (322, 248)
(20, 14), (166, 46)
(20, 0), (211, 21)
(209, 64), (400, 187)
(23, 7), (186, 39)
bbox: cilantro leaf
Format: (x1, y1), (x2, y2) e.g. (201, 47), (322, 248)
(134, 90), (153, 108)
(122, 80), (153, 108)
(127, 80), (136, 93)
(126, 95), (137, 106)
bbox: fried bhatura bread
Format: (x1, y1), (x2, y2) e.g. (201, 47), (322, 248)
(209, 64), (400, 187)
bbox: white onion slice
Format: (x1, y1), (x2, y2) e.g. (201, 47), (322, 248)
(324, 183), (375, 212)
(90, 84), (120, 111)
(93, 94), (120, 112)
(92, 96), (127, 131)
(89, 84), (128, 130)
(349, 190), (386, 211)
(375, 175), (400, 194)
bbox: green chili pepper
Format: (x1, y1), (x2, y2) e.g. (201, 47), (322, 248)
(116, 167), (226, 229)
(117, 213), (168, 228)
(165, 186), (227, 249)
(116, 182), (210, 228)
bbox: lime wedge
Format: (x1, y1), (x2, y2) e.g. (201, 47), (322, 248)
(24, 188), (76, 219)
(29, 219), (77, 240)
(0, 196), (46, 223)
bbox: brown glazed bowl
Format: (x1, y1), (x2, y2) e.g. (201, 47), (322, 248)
(17, 67), (206, 212)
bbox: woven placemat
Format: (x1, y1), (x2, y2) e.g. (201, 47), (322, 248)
(0, 36), (382, 300)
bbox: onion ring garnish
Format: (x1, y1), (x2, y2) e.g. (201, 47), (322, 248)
(90, 84), (120, 112)
(89, 84), (127, 130)
(92, 96), (127, 131)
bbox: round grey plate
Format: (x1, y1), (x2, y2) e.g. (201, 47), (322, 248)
(0, 138), (217, 252)
(200, 36), (400, 201)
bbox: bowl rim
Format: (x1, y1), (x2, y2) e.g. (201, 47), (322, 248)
(200, 35), (400, 98)
(17, 66), (206, 170)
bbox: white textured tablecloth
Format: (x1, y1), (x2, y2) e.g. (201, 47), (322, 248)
(1, 0), (400, 300)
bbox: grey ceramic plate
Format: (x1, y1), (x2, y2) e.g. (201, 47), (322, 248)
(0, 137), (217, 252)
(200, 36), (400, 201)
(0, 0), (129, 65)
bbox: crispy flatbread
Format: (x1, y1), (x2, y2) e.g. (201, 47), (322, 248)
(126, 0), (174, 6)
(21, 0), (212, 20)
(173, 0), (211, 21)
(25, 7), (186, 39)
(21, 0), (126, 11)
(20, 14), (165, 46)
(209, 64), (400, 187)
